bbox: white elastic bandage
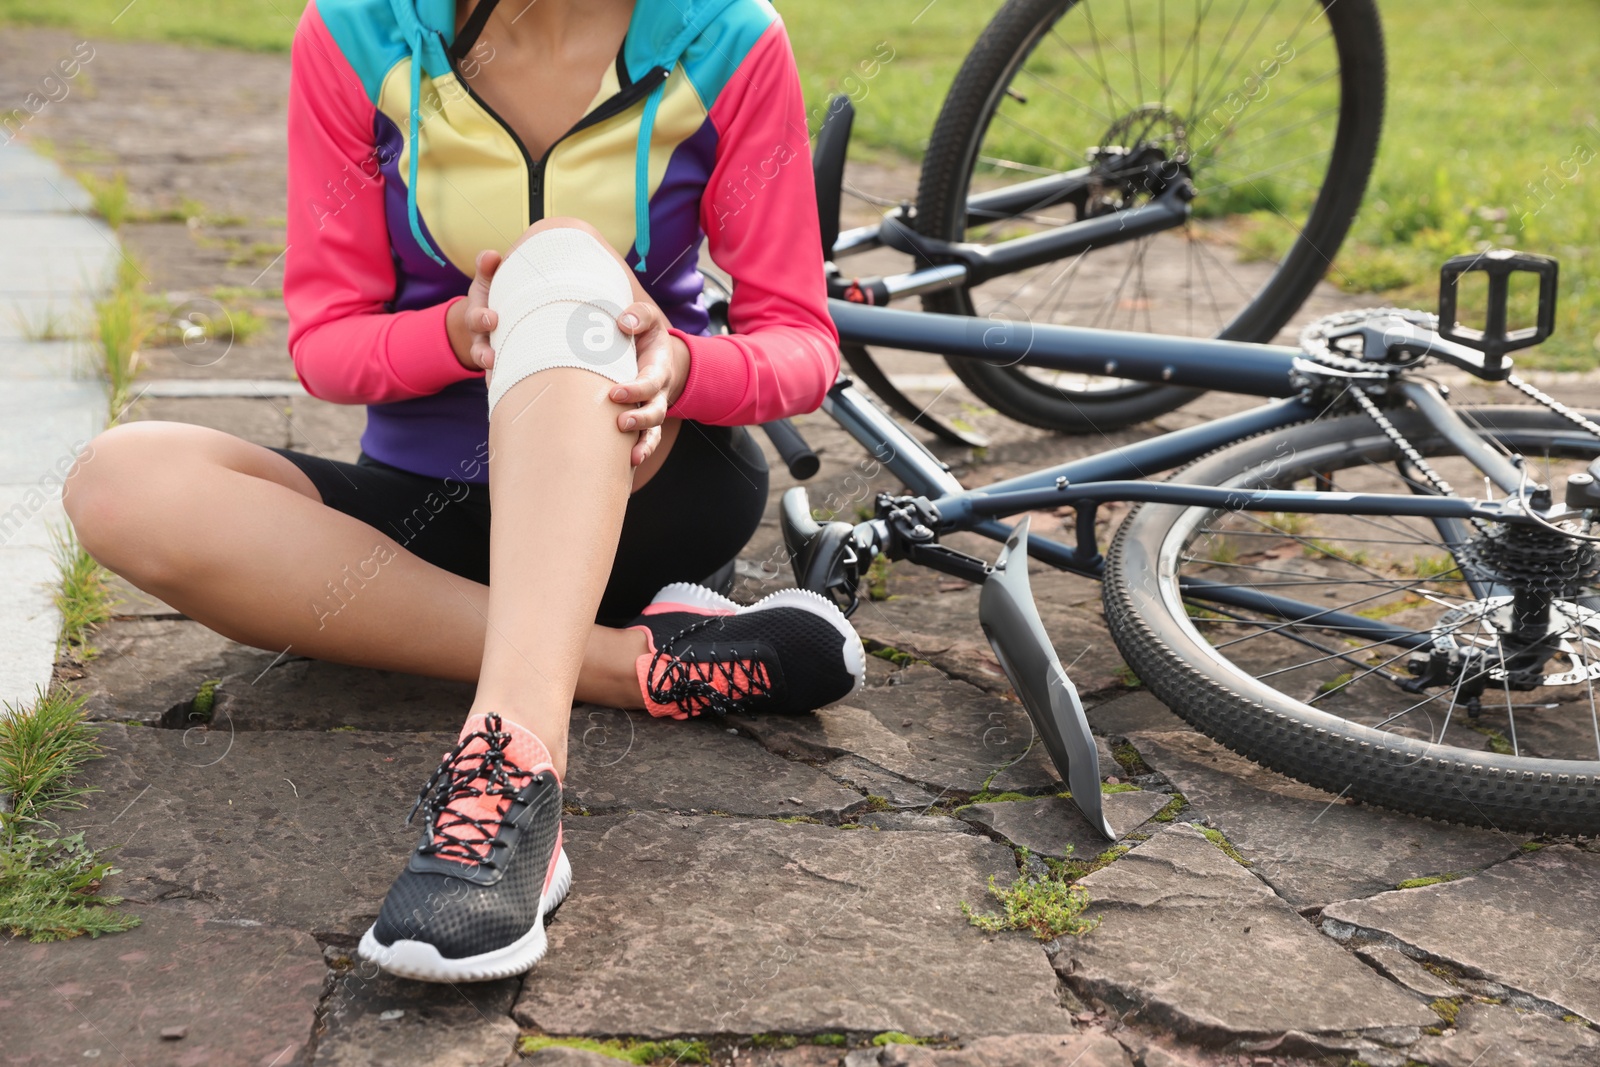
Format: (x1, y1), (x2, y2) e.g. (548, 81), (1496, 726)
(486, 227), (637, 414)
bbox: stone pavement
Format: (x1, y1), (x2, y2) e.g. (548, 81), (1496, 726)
(4, 23), (1600, 1067)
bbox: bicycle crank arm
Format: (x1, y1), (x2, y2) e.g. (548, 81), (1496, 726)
(978, 517), (1115, 840)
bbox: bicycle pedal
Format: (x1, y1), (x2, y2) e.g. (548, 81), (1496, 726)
(979, 517), (1115, 840)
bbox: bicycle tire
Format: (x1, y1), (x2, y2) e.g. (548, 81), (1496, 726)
(1103, 406), (1600, 834)
(917, 0), (1387, 433)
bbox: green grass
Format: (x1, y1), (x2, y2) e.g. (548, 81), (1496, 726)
(0, 687), (139, 942)
(79, 171), (129, 230)
(93, 256), (151, 420)
(50, 525), (113, 660)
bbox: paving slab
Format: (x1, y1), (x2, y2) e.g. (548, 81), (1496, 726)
(69, 723), (453, 936)
(78, 617), (274, 725)
(514, 812), (1072, 1038)
(0, 903), (324, 1067)
(1054, 823), (1437, 1044)
(850, 583), (1129, 702)
(312, 946), (519, 1067)
(1407, 1002), (1600, 1067)
(957, 791), (1175, 859)
(731, 665), (1059, 796)
(840, 1031), (1133, 1066)
(821, 754), (942, 809)
(856, 811), (969, 832)
(1321, 844), (1600, 1024)
(1354, 944), (1461, 999)
(1086, 691), (1190, 737)
(1127, 729), (1526, 908)
(565, 705), (867, 818)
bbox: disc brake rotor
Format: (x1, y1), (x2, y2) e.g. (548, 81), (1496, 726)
(1431, 596), (1600, 687)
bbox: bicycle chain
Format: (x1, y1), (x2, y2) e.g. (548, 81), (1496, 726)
(1506, 374), (1600, 442)
(1347, 388), (1463, 500)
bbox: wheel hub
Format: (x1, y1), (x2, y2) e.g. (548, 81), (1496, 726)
(1427, 596), (1600, 689)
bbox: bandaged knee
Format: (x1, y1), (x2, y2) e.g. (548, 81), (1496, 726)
(485, 227), (638, 414)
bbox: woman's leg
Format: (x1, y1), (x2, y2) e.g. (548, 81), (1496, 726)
(64, 425), (647, 713)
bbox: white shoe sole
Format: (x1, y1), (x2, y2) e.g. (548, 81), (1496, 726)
(647, 581), (740, 615)
(357, 846), (572, 983)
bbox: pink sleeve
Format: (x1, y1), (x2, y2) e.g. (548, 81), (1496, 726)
(666, 20), (840, 426)
(283, 4), (478, 405)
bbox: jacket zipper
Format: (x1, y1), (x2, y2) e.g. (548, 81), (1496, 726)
(446, 56), (670, 224)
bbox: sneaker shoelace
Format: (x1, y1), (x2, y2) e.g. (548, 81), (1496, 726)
(408, 713), (535, 867)
(645, 618), (772, 718)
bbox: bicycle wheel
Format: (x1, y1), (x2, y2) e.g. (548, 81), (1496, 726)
(917, 0), (1385, 432)
(1103, 405), (1600, 834)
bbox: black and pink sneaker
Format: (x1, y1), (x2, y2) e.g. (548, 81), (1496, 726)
(628, 583), (864, 720)
(359, 713), (571, 982)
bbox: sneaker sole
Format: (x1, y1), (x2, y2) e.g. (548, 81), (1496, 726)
(746, 587), (866, 698)
(644, 581), (740, 616)
(357, 846), (573, 983)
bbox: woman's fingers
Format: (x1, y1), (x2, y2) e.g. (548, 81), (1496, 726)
(630, 424), (662, 467)
(609, 353), (669, 406)
(619, 388), (668, 432)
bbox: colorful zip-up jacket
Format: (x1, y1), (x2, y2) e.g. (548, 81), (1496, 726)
(285, 0), (839, 481)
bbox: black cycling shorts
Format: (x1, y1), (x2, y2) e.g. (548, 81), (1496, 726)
(271, 422), (768, 627)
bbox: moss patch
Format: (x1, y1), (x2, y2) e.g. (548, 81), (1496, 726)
(515, 1036), (710, 1065)
(1111, 741), (1152, 776)
(1192, 824), (1250, 866)
(813, 1033), (847, 1047)
(1430, 998), (1462, 1026)
(1396, 873), (1461, 890)
(871, 1032), (928, 1047)
(1151, 793), (1188, 822)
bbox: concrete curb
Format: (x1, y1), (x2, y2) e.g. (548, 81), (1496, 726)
(0, 142), (115, 709)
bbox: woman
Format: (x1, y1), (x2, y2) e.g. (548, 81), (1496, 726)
(65, 0), (863, 983)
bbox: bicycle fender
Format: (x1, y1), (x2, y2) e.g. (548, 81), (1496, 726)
(979, 516), (1116, 840)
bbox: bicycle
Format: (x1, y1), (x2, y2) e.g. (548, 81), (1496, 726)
(832, 0), (1386, 441)
(752, 7), (1599, 836)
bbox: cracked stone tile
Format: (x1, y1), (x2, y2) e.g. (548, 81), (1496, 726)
(565, 706), (867, 818)
(1086, 691), (1190, 737)
(1, 903), (324, 1066)
(67, 723), (454, 935)
(856, 811), (970, 832)
(730, 665), (1058, 795)
(850, 582), (1130, 702)
(1321, 845), (1600, 1024)
(1407, 1002), (1600, 1066)
(844, 1031), (1133, 1066)
(1126, 730), (1525, 908)
(312, 946), (519, 1067)
(211, 657), (478, 732)
(1354, 945), (1461, 1000)
(1054, 823), (1437, 1042)
(77, 618), (276, 726)
(514, 812), (1071, 1038)
(822, 754), (942, 809)
(957, 792), (1175, 859)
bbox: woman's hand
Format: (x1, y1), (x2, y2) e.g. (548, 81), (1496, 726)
(447, 249), (503, 372)
(612, 301), (691, 467)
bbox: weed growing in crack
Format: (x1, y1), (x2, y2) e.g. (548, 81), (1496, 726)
(963, 847), (1100, 940)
